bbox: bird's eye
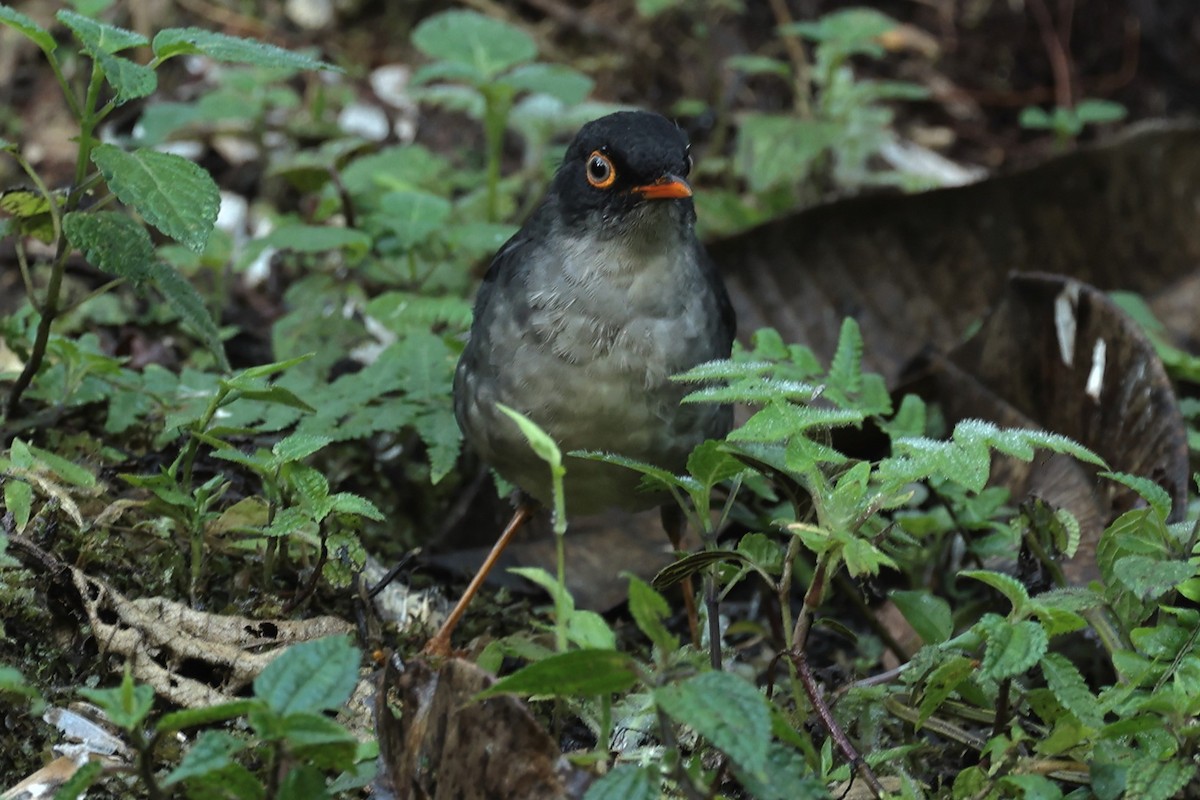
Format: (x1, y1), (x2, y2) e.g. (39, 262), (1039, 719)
(586, 151), (616, 189)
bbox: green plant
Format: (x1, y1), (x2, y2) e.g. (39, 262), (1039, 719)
(60, 636), (370, 800)
(0, 4), (336, 418)
(1019, 98), (1127, 145)
(408, 9), (596, 222)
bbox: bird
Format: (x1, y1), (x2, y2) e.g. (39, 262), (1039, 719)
(424, 110), (736, 656)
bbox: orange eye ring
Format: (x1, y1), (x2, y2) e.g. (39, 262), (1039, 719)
(585, 151), (616, 189)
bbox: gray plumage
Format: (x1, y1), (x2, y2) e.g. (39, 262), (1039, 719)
(454, 111), (735, 515)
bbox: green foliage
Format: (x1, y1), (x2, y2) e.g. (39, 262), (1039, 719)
(1020, 98), (1128, 144)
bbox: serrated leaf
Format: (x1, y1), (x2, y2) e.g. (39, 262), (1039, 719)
(57, 9), (146, 54)
(890, 590), (952, 645)
(153, 27), (335, 71)
(163, 730), (247, 784)
(1101, 471), (1172, 521)
(91, 144), (219, 252)
(980, 617), (1048, 680)
(583, 764), (656, 800)
(63, 211), (155, 282)
(272, 433), (331, 463)
(626, 574), (678, 653)
(731, 741), (826, 800)
(917, 655), (973, 724)
(731, 402), (865, 443)
(94, 50), (157, 103)
(147, 260), (229, 369)
(328, 492), (384, 521)
(572, 450), (695, 493)
(1124, 757), (1195, 800)
(655, 671), (771, 780)
(1040, 652), (1102, 728)
(1113, 555), (1195, 601)
(414, 409), (462, 484)
(960, 569), (1031, 616)
(828, 317), (864, 395)
(254, 636), (360, 716)
(686, 440), (745, 490)
(478, 649), (638, 698)
(411, 10), (536, 82)
(0, 6), (56, 53)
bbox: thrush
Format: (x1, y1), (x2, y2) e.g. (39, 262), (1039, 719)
(425, 110), (735, 655)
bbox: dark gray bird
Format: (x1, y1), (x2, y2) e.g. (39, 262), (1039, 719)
(426, 110), (735, 654)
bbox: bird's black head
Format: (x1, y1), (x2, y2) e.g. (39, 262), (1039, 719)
(550, 111), (695, 234)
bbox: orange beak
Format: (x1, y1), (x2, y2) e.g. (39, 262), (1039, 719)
(632, 175), (692, 200)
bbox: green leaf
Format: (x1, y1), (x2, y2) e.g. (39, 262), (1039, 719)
(827, 317), (864, 396)
(917, 655), (973, 724)
(4, 479), (32, 533)
(780, 7), (898, 45)
(258, 224), (372, 257)
(960, 569), (1031, 616)
(1073, 99), (1127, 125)
(0, 6), (57, 53)
(655, 671), (771, 781)
(278, 765), (330, 800)
(232, 386), (315, 412)
(163, 730), (247, 784)
(1040, 652), (1102, 729)
(626, 574), (678, 653)
(979, 616), (1048, 680)
(94, 51), (157, 103)
(156, 699), (257, 735)
(1101, 471), (1172, 521)
(1124, 757), (1195, 800)
(725, 55), (791, 78)
(998, 775), (1063, 800)
(732, 741), (826, 800)
(374, 190), (452, 248)
(890, 590), (952, 644)
(411, 10), (537, 82)
(1113, 555), (1195, 601)
(731, 402), (865, 443)
(1019, 107), (1053, 129)
(275, 711), (357, 760)
(328, 492), (385, 521)
(504, 63), (594, 104)
(272, 433), (332, 464)
(57, 9), (147, 54)
(63, 211), (156, 282)
(686, 440), (745, 490)
(583, 764), (657, 800)
(147, 260), (229, 370)
(91, 144), (220, 252)
(734, 114), (840, 192)
(479, 649), (639, 698)
(254, 636), (360, 716)
(153, 27), (336, 71)
(78, 670), (155, 731)
(25, 443), (96, 487)
(496, 404), (561, 470)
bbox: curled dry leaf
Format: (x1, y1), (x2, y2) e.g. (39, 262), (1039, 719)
(71, 567), (353, 707)
(902, 273), (1188, 582)
(378, 656), (591, 800)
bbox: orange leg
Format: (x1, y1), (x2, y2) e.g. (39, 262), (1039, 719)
(423, 501), (536, 657)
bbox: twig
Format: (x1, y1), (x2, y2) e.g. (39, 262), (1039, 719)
(1028, 0), (1073, 109)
